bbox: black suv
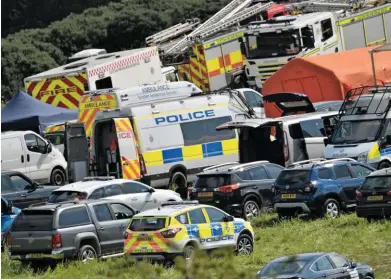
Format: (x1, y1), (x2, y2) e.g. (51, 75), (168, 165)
(273, 158), (375, 219)
(356, 168), (391, 221)
(189, 161), (284, 220)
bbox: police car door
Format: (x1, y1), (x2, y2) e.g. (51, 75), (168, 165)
(203, 207), (236, 249)
(64, 122), (89, 183)
(113, 118), (141, 180)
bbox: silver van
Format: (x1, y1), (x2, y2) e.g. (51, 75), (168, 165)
(216, 93), (339, 167)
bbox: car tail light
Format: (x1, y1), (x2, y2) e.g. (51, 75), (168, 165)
(161, 228), (182, 238)
(304, 183), (314, 192)
(77, 192), (88, 200)
(7, 234), (12, 248)
(123, 231), (129, 239)
(215, 184), (239, 193)
(51, 234), (62, 248)
(356, 190), (363, 197)
(387, 190), (391, 196)
(188, 188), (193, 195)
(283, 131), (290, 162)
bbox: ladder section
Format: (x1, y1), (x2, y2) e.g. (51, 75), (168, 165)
(166, 0), (257, 53)
(285, 0), (388, 13)
(221, 0), (254, 21)
(146, 18), (200, 46)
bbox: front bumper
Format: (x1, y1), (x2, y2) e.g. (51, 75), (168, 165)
(274, 202), (311, 213)
(9, 249), (64, 261)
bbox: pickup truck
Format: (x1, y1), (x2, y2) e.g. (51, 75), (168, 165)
(8, 199), (137, 264)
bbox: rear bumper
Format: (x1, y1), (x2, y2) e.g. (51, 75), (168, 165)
(356, 205), (391, 218)
(274, 202), (311, 213)
(127, 253), (183, 261)
(9, 249), (64, 261)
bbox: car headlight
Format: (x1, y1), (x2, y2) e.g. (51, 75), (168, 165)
(357, 152), (368, 163)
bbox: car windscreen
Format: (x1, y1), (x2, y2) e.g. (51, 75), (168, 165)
(129, 217), (167, 231)
(194, 175), (233, 189)
(275, 170), (311, 186)
(259, 260), (309, 277)
(359, 176), (391, 191)
(48, 190), (86, 203)
(11, 210), (54, 231)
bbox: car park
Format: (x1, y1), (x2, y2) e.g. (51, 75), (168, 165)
(124, 201), (254, 262)
(8, 199), (137, 264)
(189, 161), (284, 220)
(47, 177), (182, 212)
(1, 197), (21, 252)
(1, 170), (60, 209)
(356, 168), (391, 221)
(273, 158), (375, 219)
(257, 252), (375, 279)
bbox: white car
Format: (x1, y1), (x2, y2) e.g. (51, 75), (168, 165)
(47, 177), (182, 212)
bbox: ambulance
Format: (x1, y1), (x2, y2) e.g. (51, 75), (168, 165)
(65, 81), (255, 196)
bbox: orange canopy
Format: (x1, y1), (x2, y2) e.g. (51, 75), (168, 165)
(262, 46), (391, 118)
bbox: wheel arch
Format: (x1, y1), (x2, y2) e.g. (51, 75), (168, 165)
(168, 164), (187, 180)
(377, 159), (391, 170)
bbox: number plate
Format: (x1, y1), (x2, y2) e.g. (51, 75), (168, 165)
(367, 195), (383, 201)
(198, 192), (213, 197)
(27, 253), (44, 258)
(281, 194), (296, 199)
(137, 234), (152, 241)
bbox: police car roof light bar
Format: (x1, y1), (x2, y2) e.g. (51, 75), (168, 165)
(203, 162), (239, 172)
(82, 176), (116, 182)
(161, 201), (200, 207)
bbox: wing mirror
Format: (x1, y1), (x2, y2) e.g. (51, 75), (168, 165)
(351, 262), (357, 268)
(46, 143), (52, 154)
(7, 201), (14, 214)
(148, 188), (155, 193)
(223, 215), (234, 222)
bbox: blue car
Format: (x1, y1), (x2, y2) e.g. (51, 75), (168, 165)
(257, 252), (375, 279)
(1, 197), (21, 251)
(273, 158), (376, 218)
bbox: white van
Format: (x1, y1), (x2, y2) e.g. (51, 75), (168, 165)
(323, 86), (391, 169)
(1, 131), (68, 185)
(216, 93), (339, 167)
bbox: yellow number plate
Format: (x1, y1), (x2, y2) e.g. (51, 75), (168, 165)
(367, 195), (383, 201)
(281, 194), (296, 199)
(198, 192), (213, 197)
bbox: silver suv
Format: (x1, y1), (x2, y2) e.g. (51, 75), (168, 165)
(8, 199), (137, 264)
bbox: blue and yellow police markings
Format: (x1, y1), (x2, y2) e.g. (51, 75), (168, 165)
(233, 222), (245, 233)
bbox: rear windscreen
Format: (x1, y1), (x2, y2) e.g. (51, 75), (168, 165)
(360, 176), (391, 191)
(129, 218), (167, 231)
(194, 175), (233, 189)
(276, 170), (310, 186)
(11, 210), (53, 231)
(48, 191), (84, 203)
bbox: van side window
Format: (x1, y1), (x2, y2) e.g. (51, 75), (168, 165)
(299, 119), (325, 138)
(321, 18), (333, 41)
(24, 134), (47, 154)
(301, 26), (315, 49)
(180, 116), (235, 146)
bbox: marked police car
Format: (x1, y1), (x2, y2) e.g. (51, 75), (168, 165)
(123, 201), (254, 262)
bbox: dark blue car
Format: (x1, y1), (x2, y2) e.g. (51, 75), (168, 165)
(273, 158), (376, 218)
(257, 252), (375, 279)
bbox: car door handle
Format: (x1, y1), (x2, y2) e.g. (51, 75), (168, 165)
(120, 224), (125, 229)
(20, 194), (26, 197)
(131, 198), (138, 201)
(27, 154), (30, 162)
(99, 227), (105, 231)
(146, 200), (153, 202)
(21, 155), (24, 163)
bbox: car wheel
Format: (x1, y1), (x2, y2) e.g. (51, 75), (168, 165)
(364, 275), (374, 279)
(378, 161), (391, 170)
(236, 234), (253, 256)
(323, 198), (340, 219)
(78, 245), (97, 263)
(243, 200), (260, 220)
(183, 244), (196, 262)
(50, 168), (66, 186)
(170, 171), (187, 199)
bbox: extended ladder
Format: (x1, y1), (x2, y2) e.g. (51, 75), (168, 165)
(285, 0), (388, 13)
(145, 18), (201, 46)
(168, 1), (274, 53)
(166, 0), (258, 53)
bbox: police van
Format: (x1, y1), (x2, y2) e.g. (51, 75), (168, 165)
(66, 82), (255, 196)
(323, 86), (391, 170)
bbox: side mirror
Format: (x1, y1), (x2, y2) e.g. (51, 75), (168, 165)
(238, 37), (243, 43)
(7, 201), (13, 214)
(223, 215), (234, 222)
(384, 135), (391, 145)
(148, 188), (155, 193)
(240, 42), (246, 56)
(324, 138), (330, 146)
(46, 143), (52, 154)
(25, 184), (37, 193)
(351, 262), (357, 268)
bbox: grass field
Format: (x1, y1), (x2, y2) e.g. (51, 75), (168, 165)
(2, 214), (391, 279)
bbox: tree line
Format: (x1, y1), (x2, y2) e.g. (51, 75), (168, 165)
(1, 0), (229, 101)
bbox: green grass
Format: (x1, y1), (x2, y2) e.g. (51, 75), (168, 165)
(2, 214), (391, 278)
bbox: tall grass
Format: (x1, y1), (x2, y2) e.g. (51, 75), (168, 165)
(2, 214), (390, 278)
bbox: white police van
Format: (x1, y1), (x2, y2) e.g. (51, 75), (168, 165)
(77, 81), (255, 197)
(323, 86), (391, 170)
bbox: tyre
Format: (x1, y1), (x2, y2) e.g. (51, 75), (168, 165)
(170, 171), (187, 199)
(78, 245), (97, 263)
(183, 244), (196, 262)
(236, 234), (253, 256)
(364, 275), (374, 279)
(378, 161), (391, 170)
(323, 198), (340, 219)
(50, 168), (66, 186)
(243, 199), (260, 220)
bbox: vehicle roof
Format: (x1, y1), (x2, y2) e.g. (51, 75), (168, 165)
(269, 252), (332, 263)
(52, 179), (136, 193)
(25, 47), (154, 80)
(286, 159), (357, 170)
(278, 111), (338, 124)
(1, 130), (35, 137)
(367, 168), (391, 177)
(133, 204), (205, 217)
(197, 161), (272, 176)
(24, 199), (123, 211)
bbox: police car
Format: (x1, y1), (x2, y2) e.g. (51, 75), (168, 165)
(123, 201), (254, 262)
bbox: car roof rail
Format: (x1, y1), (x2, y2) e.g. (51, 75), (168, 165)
(287, 158), (327, 168)
(161, 201), (199, 207)
(82, 176), (116, 182)
(54, 201), (83, 209)
(313, 158), (357, 166)
(203, 162), (239, 172)
(28, 201), (49, 208)
(228, 161), (270, 171)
